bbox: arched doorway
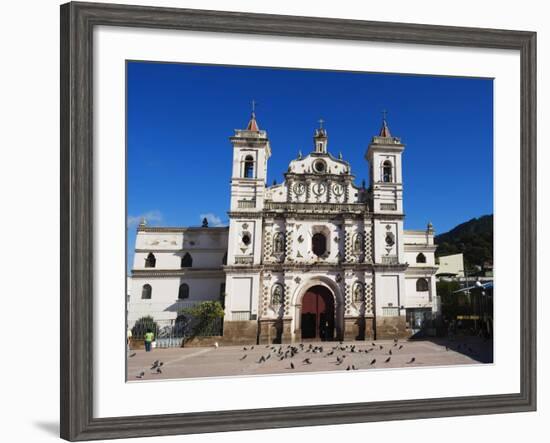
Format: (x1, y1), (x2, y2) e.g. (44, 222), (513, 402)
(301, 285), (335, 341)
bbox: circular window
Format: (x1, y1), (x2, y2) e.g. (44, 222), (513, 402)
(242, 232), (251, 246)
(314, 160), (326, 173)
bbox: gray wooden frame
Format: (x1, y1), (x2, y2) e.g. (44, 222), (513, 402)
(60, 1), (536, 441)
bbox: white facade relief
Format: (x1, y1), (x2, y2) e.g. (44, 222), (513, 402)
(128, 112), (439, 344)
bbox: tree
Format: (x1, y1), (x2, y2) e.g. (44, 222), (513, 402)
(179, 301), (224, 336)
(131, 315), (159, 340)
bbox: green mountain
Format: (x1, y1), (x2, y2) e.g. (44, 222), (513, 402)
(435, 215), (493, 269)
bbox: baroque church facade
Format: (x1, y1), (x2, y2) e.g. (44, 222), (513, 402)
(129, 112), (439, 344)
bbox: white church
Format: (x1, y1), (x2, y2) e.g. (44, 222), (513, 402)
(128, 111), (439, 344)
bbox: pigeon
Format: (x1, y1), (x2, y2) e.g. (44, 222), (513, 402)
(129, 352), (136, 358)
(265, 345), (270, 349)
(370, 359), (376, 365)
(406, 357), (416, 364)
(151, 360), (159, 368)
(265, 353), (271, 360)
(303, 358), (312, 365)
(371, 342), (376, 347)
(158, 362), (163, 367)
(352, 365), (357, 370)
(258, 356), (266, 363)
(251, 346), (254, 350)
(213, 342), (219, 349)
(346, 365), (351, 371)
(239, 354), (247, 360)
(384, 356), (391, 363)
(152, 367), (162, 374)
(326, 350), (334, 357)
(243, 347), (248, 351)
(336, 356), (343, 365)
(379, 345), (384, 350)
(389, 349), (392, 355)
(290, 362), (295, 369)
(398, 345), (404, 350)
(136, 371), (145, 379)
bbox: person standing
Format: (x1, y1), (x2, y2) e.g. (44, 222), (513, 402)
(144, 329), (154, 352)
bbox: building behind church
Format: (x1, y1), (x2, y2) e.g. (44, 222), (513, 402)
(128, 112), (439, 344)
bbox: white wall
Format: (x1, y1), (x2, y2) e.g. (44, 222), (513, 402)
(1, 1), (547, 443)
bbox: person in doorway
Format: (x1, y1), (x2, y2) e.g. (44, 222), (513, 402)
(127, 328), (132, 352)
(144, 329), (154, 352)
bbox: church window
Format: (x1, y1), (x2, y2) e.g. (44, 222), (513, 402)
(314, 159), (326, 173)
(382, 160), (393, 183)
(242, 232), (251, 246)
(178, 283), (189, 299)
(144, 252), (156, 268)
(141, 284), (152, 299)
(416, 253), (426, 263)
(273, 232), (285, 254)
(312, 233), (327, 257)
(181, 252), (193, 268)
(271, 284), (284, 305)
(244, 155), (254, 178)
(353, 282), (364, 302)
(416, 278), (429, 292)
(353, 233), (363, 253)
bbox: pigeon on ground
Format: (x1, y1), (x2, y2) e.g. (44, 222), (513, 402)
(243, 347), (248, 351)
(251, 346), (254, 350)
(290, 362), (295, 369)
(335, 356), (343, 365)
(239, 354), (247, 361)
(258, 356), (266, 363)
(406, 357), (416, 364)
(389, 349), (392, 355)
(385, 356), (391, 363)
(352, 365), (357, 370)
(371, 342), (376, 347)
(398, 345), (404, 350)
(265, 354), (271, 360)
(213, 342), (219, 349)
(129, 352), (136, 358)
(152, 367), (162, 374)
(151, 360), (159, 368)
(326, 350), (334, 357)
(379, 345), (384, 350)
(303, 358), (312, 365)
(136, 371), (145, 379)
(370, 359), (376, 365)
(346, 365), (351, 371)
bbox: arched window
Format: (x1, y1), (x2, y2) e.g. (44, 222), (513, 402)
(416, 278), (429, 292)
(312, 233), (327, 257)
(244, 155), (254, 178)
(181, 252), (193, 268)
(141, 284), (152, 299)
(144, 252), (156, 268)
(271, 283), (284, 305)
(178, 283), (189, 299)
(416, 253), (426, 263)
(273, 232), (285, 254)
(382, 160), (393, 183)
(353, 282), (364, 302)
(353, 233), (363, 253)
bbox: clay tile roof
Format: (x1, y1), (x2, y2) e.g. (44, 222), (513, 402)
(246, 113), (260, 131)
(379, 119), (392, 137)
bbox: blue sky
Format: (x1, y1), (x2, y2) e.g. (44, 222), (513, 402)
(127, 61), (493, 267)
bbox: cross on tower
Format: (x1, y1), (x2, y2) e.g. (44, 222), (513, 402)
(251, 99), (257, 114)
(318, 118), (324, 129)
(382, 109), (388, 121)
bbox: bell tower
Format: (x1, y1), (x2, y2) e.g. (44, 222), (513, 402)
(223, 105), (270, 336)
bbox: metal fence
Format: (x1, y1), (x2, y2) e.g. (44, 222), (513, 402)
(130, 314), (223, 348)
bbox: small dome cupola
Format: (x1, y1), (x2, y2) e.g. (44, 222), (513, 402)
(246, 99), (260, 132)
(313, 118), (328, 154)
(379, 110), (392, 138)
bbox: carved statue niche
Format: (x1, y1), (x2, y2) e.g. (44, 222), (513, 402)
(271, 283), (284, 306)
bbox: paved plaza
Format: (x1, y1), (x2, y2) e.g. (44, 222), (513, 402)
(127, 337), (493, 381)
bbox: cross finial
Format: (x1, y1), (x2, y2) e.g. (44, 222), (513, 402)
(318, 118), (324, 129)
(382, 109), (388, 121)
(251, 99), (257, 114)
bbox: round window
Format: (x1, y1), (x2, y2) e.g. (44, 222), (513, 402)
(314, 160), (326, 173)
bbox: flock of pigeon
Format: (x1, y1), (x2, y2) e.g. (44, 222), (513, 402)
(238, 339), (417, 372)
(135, 359), (164, 379)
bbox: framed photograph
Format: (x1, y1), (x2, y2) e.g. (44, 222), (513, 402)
(60, 1), (536, 440)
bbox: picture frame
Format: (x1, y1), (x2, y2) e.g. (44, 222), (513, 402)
(60, 1), (537, 441)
